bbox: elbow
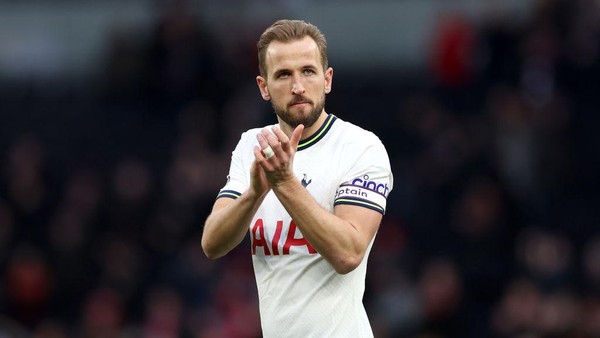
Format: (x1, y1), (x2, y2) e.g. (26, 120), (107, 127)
(332, 254), (363, 275)
(203, 249), (221, 260)
(201, 238), (225, 260)
(202, 248), (223, 260)
(201, 246), (219, 260)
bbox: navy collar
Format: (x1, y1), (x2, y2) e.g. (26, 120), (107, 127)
(297, 114), (337, 151)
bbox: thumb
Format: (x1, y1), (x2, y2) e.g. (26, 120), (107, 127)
(290, 124), (304, 150)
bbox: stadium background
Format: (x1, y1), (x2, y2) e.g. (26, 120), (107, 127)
(0, 0), (599, 337)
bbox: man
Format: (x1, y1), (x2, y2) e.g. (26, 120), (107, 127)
(202, 19), (393, 337)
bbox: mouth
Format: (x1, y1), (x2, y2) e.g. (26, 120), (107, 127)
(289, 100), (311, 107)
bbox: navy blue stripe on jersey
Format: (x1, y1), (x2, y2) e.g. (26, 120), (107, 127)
(217, 190), (241, 200)
(297, 114), (337, 151)
(334, 198), (385, 214)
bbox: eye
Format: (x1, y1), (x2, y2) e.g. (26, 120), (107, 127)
(303, 68), (316, 75)
(276, 71), (290, 79)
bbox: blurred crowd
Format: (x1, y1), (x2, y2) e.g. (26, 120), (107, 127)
(0, 0), (599, 337)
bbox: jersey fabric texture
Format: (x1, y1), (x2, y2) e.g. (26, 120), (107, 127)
(217, 114), (393, 338)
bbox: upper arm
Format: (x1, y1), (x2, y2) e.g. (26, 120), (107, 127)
(331, 134), (393, 254)
(334, 204), (383, 249)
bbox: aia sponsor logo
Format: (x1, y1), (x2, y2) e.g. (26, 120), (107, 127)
(251, 219), (316, 256)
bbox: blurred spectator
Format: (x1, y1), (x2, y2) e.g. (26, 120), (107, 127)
(487, 85), (538, 204)
(417, 258), (464, 337)
(78, 287), (125, 338)
(34, 319), (69, 338)
(3, 133), (57, 248)
(582, 235), (600, 294)
(430, 13), (477, 89)
(534, 290), (581, 337)
(581, 298), (600, 337)
(140, 286), (184, 338)
(491, 277), (542, 336)
(515, 227), (573, 290)
(4, 245), (52, 327)
(0, 200), (15, 263)
(144, 0), (222, 108)
(4, 133), (46, 215)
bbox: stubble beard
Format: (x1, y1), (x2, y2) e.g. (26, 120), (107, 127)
(272, 93), (326, 129)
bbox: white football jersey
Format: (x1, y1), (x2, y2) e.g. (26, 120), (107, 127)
(217, 114), (393, 338)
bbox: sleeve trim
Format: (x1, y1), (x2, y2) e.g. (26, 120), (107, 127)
(334, 198), (385, 214)
(216, 190), (242, 200)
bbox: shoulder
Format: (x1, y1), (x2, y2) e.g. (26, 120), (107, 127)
(239, 127), (262, 143)
(332, 117), (386, 150)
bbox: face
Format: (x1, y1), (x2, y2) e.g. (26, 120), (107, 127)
(257, 36), (333, 129)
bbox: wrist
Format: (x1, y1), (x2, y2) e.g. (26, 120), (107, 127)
(244, 188), (269, 204)
(271, 175), (300, 192)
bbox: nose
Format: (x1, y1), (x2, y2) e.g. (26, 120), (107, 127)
(291, 76), (305, 95)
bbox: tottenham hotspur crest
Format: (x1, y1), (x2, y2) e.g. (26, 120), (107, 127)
(301, 174), (312, 188)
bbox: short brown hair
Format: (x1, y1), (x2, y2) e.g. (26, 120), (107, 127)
(257, 19), (328, 77)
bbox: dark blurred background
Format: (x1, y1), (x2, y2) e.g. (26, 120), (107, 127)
(0, 0), (599, 337)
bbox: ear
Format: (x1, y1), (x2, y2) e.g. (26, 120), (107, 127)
(256, 76), (270, 101)
(324, 67), (333, 94)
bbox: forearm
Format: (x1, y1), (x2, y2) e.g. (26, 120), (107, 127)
(202, 190), (266, 259)
(272, 178), (364, 273)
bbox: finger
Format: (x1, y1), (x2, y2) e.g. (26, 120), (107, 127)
(257, 130), (278, 160)
(253, 145), (272, 165)
(290, 124), (304, 150)
(261, 129), (284, 159)
(256, 131), (269, 149)
(261, 128), (279, 147)
(253, 145), (262, 159)
(271, 126), (291, 152)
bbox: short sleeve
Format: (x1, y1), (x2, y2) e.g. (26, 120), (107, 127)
(334, 138), (393, 214)
(216, 132), (251, 200)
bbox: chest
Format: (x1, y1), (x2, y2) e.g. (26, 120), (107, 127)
(250, 147), (349, 256)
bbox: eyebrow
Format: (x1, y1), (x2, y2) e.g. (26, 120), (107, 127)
(272, 64), (318, 77)
(272, 69), (289, 78)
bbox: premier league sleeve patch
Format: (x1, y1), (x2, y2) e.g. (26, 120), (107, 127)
(334, 174), (390, 214)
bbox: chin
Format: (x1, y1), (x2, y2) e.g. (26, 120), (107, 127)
(274, 102), (324, 128)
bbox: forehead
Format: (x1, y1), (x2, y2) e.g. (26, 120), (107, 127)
(265, 36), (321, 73)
